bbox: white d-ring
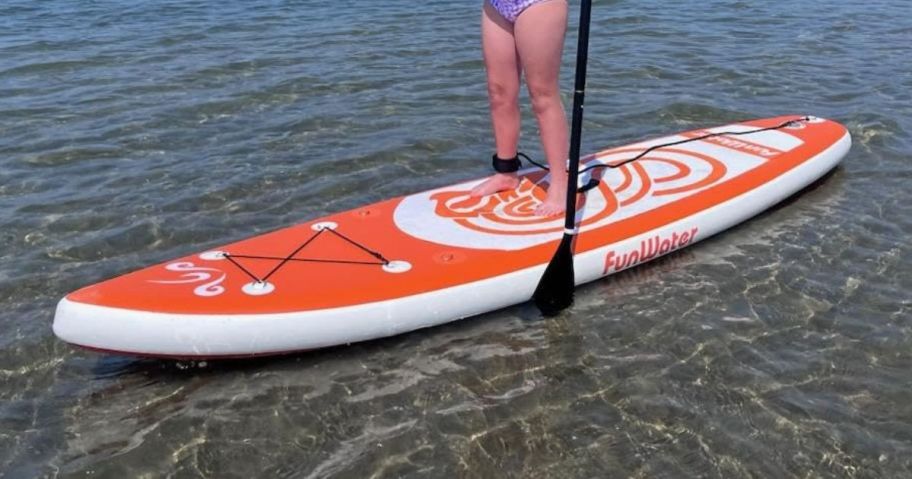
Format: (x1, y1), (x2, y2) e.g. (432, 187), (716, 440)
(382, 261), (412, 274)
(242, 281), (275, 296)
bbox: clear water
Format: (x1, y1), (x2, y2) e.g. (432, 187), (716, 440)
(1, 0), (910, 477)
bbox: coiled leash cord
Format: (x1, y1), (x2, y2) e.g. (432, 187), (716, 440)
(517, 116), (811, 192)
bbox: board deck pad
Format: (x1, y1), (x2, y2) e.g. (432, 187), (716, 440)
(53, 116), (851, 358)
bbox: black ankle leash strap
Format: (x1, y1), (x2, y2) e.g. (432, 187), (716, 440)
(492, 154), (522, 173)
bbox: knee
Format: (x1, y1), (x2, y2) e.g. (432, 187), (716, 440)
(487, 82), (518, 111)
(528, 83), (561, 116)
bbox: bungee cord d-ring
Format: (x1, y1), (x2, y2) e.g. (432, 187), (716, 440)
(219, 225), (392, 287)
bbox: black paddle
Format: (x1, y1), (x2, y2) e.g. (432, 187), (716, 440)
(532, 0), (593, 316)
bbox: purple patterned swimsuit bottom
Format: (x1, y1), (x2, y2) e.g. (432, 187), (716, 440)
(488, 0), (552, 23)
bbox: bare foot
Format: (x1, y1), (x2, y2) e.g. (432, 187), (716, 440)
(534, 174), (567, 217)
(534, 171), (567, 218)
(470, 172), (520, 197)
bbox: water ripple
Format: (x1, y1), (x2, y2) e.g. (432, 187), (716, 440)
(1, 0), (911, 477)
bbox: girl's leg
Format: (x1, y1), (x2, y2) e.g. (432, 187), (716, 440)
(514, 0), (569, 216)
(471, 2), (523, 197)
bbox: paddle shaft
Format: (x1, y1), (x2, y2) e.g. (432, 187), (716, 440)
(563, 0), (593, 231)
(531, 0), (594, 315)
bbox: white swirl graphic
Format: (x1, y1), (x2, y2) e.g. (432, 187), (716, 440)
(149, 262), (227, 297)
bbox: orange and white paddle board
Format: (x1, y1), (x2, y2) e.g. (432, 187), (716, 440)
(53, 116), (851, 358)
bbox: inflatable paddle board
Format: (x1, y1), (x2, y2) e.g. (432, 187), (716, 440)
(53, 115), (851, 358)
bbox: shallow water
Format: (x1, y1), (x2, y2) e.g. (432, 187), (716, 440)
(2, 0), (911, 477)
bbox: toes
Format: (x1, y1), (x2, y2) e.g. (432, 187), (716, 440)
(470, 182), (494, 198)
(534, 203), (565, 217)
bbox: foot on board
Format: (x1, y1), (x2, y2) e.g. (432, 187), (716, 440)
(470, 173), (520, 197)
(534, 173), (568, 217)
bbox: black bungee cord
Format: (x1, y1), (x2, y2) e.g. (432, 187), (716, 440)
(220, 226), (390, 285)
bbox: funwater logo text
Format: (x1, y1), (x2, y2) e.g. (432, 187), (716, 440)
(603, 227), (699, 274)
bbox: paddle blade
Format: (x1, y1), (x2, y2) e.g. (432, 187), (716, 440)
(533, 233), (576, 316)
